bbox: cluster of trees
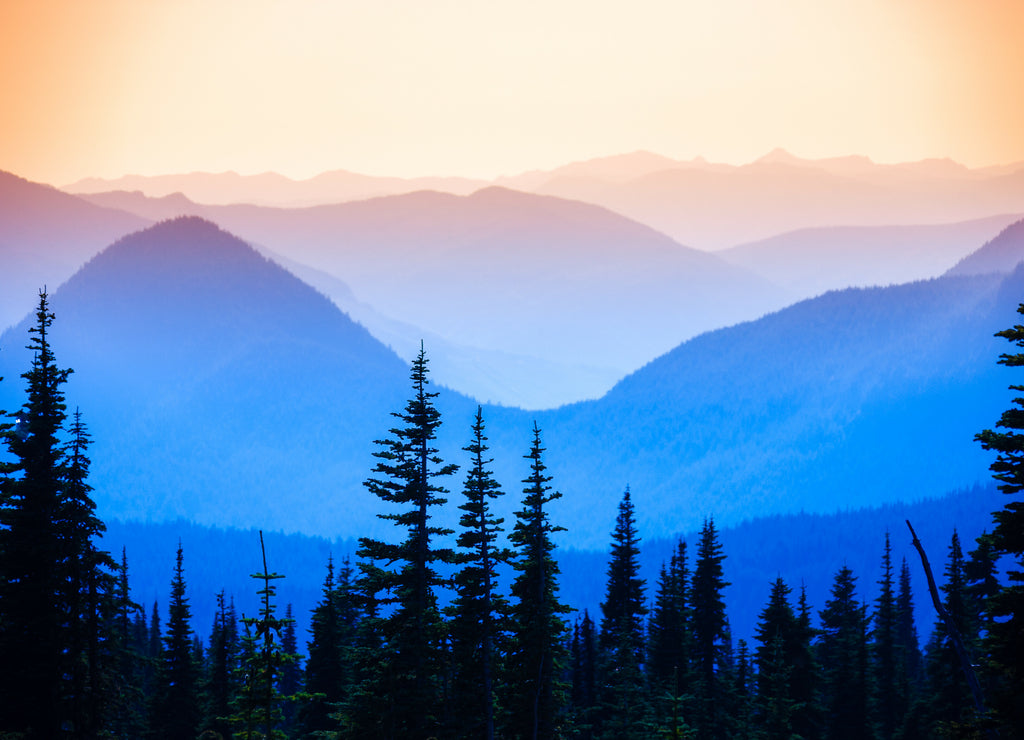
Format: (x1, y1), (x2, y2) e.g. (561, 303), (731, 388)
(1, 291), (1023, 739)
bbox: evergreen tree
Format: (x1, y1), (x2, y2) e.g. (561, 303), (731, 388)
(569, 611), (599, 739)
(597, 487), (649, 738)
(230, 532), (298, 740)
(448, 407), (512, 740)
(921, 530), (981, 736)
(279, 603), (302, 736)
(202, 589), (239, 739)
(300, 557), (346, 737)
(352, 346), (457, 739)
(504, 423), (570, 740)
(150, 542), (201, 740)
(871, 532), (901, 740)
(0, 290), (73, 736)
(895, 557), (923, 695)
(690, 517), (730, 740)
(818, 565), (871, 740)
(648, 539), (695, 733)
(792, 583), (822, 739)
(753, 576), (800, 739)
(974, 301), (1024, 735)
(109, 549), (148, 739)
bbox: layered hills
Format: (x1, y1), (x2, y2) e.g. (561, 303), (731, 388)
(0, 170), (148, 331)
(1, 216), (1018, 549)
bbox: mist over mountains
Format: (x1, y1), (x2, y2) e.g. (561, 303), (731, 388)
(3, 150), (1024, 551)
(2, 212), (1023, 549)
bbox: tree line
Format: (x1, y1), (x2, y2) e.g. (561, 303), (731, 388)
(1, 291), (1022, 739)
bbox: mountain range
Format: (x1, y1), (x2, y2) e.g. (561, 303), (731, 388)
(3, 215), (1023, 548)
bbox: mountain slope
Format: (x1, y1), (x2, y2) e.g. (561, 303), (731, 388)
(946, 218), (1024, 276)
(154, 186), (790, 375)
(0, 217), (419, 535)
(0, 169), (149, 331)
(718, 214), (1021, 298)
(519, 269), (1022, 547)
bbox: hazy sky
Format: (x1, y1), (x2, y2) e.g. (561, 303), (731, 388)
(3, 0), (1023, 185)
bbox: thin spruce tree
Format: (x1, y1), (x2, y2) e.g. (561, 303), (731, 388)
(818, 565), (871, 740)
(597, 486), (649, 738)
(690, 517), (730, 740)
(504, 423), (570, 740)
(353, 345), (457, 739)
(150, 541), (201, 740)
(974, 301), (1024, 735)
(448, 406), (512, 740)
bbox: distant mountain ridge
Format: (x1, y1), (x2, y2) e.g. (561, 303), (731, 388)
(75, 185), (790, 382)
(2, 215), (1018, 549)
(65, 168), (487, 207)
(946, 218), (1024, 277)
(0, 169), (150, 331)
(61, 149), (1024, 250)
(718, 214), (1023, 298)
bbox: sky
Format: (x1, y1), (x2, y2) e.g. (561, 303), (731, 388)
(2, 0), (1024, 186)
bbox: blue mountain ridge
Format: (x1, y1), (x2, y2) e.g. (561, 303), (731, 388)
(1, 216), (1021, 551)
(102, 483), (1004, 649)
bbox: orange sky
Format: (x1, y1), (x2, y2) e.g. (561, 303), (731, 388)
(2, 0), (1023, 185)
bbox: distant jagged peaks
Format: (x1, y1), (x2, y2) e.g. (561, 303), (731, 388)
(946, 218), (1024, 277)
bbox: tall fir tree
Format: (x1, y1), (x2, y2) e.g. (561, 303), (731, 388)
(0, 291), (115, 737)
(504, 423), (570, 740)
(792, 583), (823, 739)
(569, 611), (599, 740)
(202, 589), (239, 739)
(300, 557), (347, 737)
(279, 603), (302, 736)
(150, 542), (201, 740)
(0, 290), (72, 736)
(448, 407), (512, 740)
(353, 346), (457, 739)
(920, 530), (982, 736)
(690, 517), (730, 740)
(230, 532), (298, 740)
(974, 301), (1024, 736)
(753, 576), (801, 739)
(648, 539), (696, 733)
(818, 565), (872, 740)
(596, 487), (649, 738)
(109, 548), (148, 739)
(871, 532), (902, 740)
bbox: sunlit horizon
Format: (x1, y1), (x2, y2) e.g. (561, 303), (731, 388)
(3, 0), (1023, 187)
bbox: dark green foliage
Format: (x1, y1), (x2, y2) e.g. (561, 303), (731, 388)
(753, 577), (802, 739)
(0, 291), (117, 738)
(0, 290), (73, 736)
(597, 487), (649, 738)
(818, 565), (871, 740)
(299, 557), (357, 737)
(792, 584), (823, 739)
(448, 407), (512, 740)
(202, 590), (239, 739)
(974, 301), (1024, 736)
(504, 423), (570, 740)
(568, 611), (599, 738)
(920, 531), (981, 735)
(647, 539), (695, 732)
(230, 532), (298, 740)
(690, 518), (730, 739)
(108, 549), (148, 739)
(871, 532), (901, 740)
(352, 346), (457, 739)
(279, 604), (302, 735)
(150, 542), (201, 740)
